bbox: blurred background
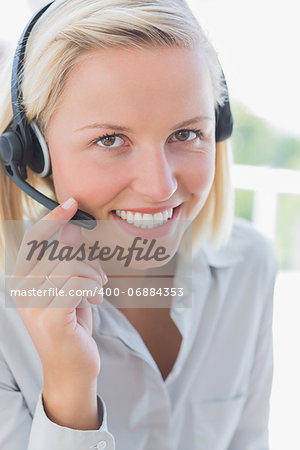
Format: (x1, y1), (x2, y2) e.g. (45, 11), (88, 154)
(0, 1), (299, 448)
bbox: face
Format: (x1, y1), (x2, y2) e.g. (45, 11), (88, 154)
(46, 46), (216, 268)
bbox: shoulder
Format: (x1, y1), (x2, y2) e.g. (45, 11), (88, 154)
(230, 217), (277, 266)
(0, 283), (21, 333)
(198, 219), (277, 328)
(0, 276), (32, 351)
(201, 217), (277, 282)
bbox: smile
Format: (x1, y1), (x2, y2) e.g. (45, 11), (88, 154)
(111, 207), (178, 229)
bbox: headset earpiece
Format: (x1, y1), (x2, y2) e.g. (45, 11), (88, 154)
(0, 130), (24, 174)
(0, 121), (51, 178)
(215, 72), (234, 143)
(29, 121), (52, 177)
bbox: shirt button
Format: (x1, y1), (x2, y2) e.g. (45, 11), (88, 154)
(97, 443), (107, 450)
(90, 442), (107, 450)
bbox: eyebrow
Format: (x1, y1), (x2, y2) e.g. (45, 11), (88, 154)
(75, 116), (213, 133)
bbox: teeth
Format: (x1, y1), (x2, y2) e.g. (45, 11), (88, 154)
(162, 210), (168, 223)
(153, 212), (164, 227)
(114, 207), (176, 228)
(142, 214), (153, 228)
(126, 211), (134, 224)
(133, 212), (143, 227)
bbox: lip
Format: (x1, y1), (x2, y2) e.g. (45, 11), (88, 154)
(109, 204), (182, 238)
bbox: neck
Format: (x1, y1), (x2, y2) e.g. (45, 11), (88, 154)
(102, 253), (178, 310)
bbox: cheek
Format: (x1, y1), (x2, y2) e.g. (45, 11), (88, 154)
(180, 151), (215, 195)
(50, 152), (127, 205)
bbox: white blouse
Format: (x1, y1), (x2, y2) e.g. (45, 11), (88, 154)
(0, 218), (277, 450)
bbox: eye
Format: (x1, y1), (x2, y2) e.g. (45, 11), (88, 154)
(90, 127), (204, 151)
(93, 132), (126, 149)
(169, 128), (203, 143)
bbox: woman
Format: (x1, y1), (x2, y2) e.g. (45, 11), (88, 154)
(0, 1), (277, 449)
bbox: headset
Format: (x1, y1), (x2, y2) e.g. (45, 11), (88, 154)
(0, 1), (233, 230)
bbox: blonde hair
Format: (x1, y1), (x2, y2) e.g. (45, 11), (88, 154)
(0, 0), (233, 272)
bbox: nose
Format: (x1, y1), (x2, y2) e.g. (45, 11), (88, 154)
(129, 147), (178, 202)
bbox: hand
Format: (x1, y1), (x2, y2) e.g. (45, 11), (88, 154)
(8, 198), (106, 387)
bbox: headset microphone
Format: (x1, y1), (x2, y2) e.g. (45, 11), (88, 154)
(0, 1), (233, 231)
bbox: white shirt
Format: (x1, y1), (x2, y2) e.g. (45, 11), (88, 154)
(0, 218), (277, 450)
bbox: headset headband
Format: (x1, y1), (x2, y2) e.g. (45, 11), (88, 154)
(12, 2), (54, 138)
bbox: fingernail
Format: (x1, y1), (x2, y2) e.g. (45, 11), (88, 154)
(61, 197), (76, 210)
(102, 272), (108, 285)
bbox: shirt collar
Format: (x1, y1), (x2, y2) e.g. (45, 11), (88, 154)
(196, 220), (247, 269)
(200, 242), (244, 269)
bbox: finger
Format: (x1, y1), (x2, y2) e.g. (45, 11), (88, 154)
(47, 259), (105, 291)
(12, 258), (105, 308)
(13, 198), (78, 278)
(48, 276), (103, 309)
(11, 247), (63, 291)
(14, 275), (103, 309)
(13, 223), (106, 291)
(58, 221), (82, 247)
(58, 221), (108, 284)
